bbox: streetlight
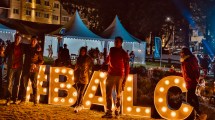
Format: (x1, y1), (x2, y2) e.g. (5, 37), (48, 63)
(166, 17), (175, 53)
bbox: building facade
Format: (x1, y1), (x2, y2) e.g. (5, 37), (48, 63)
(8, 0), (63, 24)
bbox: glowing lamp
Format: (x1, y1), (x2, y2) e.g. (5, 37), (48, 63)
(99, 72), (105, 78)
(145, 109), (150, 114)
(171, 111), (176, 117)
(174, 78), (179, 84)
(55, 69), (60, 73)
(136, 108), (141, 113)
(61, 98), (65, 103)
(54, 78), (59, 83)
(183, 107), (189, 113)
(60, 83), (65, 88)
(69, 70), (73, 75)
(91, 86), (97, 91)
(86, 101), (91, 106)
(159, 87), (164, 92)
(73, 92), (77, 97)
(54, 88), (59, 92)
(69, 98), (74, 103)
(66, 84), (72, 89)
(127, 107), (132, 112)
(127, 96), (132, 101)
(94, 79), (99, 84)
(61, 69), (67, 73)
(54, 97), (59, 102)
(165, 80), (169, 85)
(158, 98), (163, 103)
(88, 93), (94, 98)
(161, 107), (167, 112)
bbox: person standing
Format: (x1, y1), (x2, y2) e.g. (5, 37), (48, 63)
(61, 44), (71, 67)
(74, 47), (93, 113)
(19, 36), (44, 105)
(47, 45), (53, 58)
(200, 54), (210, 78)
(102, 36), (130, 118)
(180, 48), (207, 120)
(0, 46), (5, 99)
(129, 51), (135, 68)
(4, 34), (24, 105)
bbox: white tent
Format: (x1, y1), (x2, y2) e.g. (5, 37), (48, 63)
(44, 11), (105, 57)
(102, 16), (146, 64)
(0, 23), (16, 41)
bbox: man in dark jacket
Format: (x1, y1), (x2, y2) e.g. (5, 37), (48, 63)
(19, 36), (44, 105)
(102, 36), (130, 118)
(180, 48), (207, 120)
(5, 34), (25, 105)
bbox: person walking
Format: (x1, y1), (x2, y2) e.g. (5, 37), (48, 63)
(102, 36), (130, 119)
(19, 36), (44, 105)
(180, 48), (207, 120)
(74, 47), (93, 113)
(129, 51), (135, 68)
(0, 46), (5, 99)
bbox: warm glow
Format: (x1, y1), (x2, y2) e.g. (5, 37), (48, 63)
(99, 72), (105, 78)
(98, 97), (103, 102)
(69, 70), (73, 75)
(27, 87), (30, 91)
(103, 80), (106, 85)
(86, 101), (91, 106)
(94, 79), (99, 84)
(159, 87), (164, 92)
(37, 96), (40, 101)
(54, 78), (59, 83)
(27, 95), (30, 100)
(165, 80), (169, 85)
(91, 86), (97, 91)
(61, 98), (65, 103)
(61, 69), (67, 73)
(158, 98), (163, 103)
(161, 107), (167, 112)
(43, 88), (47, 93)
(183, 107), (189, 113)
(54, 97), (59, 102)
(69, 98), (74, 103)
(60, 83), (65, 88)
(127, 87), (132, 92)
(183, 83), (186, 88)
(127, 76), (132, 82)
(37, 75), (40, 79)
(127, 107), (132, 112)
(174, 78), (179, 84)
(127, 96), (132, 101)
(136, 108), (141, 113)
(40, 81), (43, 86)
(72, 76), (74, 81)
(171, 111), (176, 117)
(73, 92), (77, 97)
(88, 93), (94, 98)
(45, 75), (47, 79)
(145, 109), (150, 114)
(66, 84), (72, 89)
(42, 67), (45, 71)
(55, 69), (60, 73)
(54, 88), (59, 92)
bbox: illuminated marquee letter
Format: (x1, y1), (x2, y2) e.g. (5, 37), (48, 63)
(154, 76), (193, 119)
(49, 67), (77, 106)
(82, 71), (107, 111)
(122, 74), (151, 117)
(26, 65), (48, 102)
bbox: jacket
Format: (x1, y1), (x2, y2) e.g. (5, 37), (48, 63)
(106, 47), (130, 77)
(5, 43), (25, 69)
(181, 55), (200, 89)
(23, 45), (44, 73)
(75, 55), (93, 84)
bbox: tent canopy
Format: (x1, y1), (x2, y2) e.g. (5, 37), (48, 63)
(102, 16), (141, 43)
(0, 23), (11, 30)
(51, 11), (101, 39)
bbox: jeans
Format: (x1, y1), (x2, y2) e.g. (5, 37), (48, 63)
(106, 75), (124, 113)
(7, 68), (22, 101)
(0, 65), (4, 98)
(187, 88), (201, 114)
(75, 83), (87, 106)
(20, 71), (38, 102)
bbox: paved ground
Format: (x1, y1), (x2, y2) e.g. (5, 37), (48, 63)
(0, 100), (159, 120)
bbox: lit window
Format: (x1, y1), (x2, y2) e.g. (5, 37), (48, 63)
(36, 12), (41, 17)
(13, 9), (19, 14)
(44, 1), (50, 6)
(53, 15), (59, 20)
(44, 14), (49, 18)
(26, 10), (31, 16)
(54, 3), (59, 8)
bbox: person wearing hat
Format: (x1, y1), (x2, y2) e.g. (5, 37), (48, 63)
(180, 47), (207, 120)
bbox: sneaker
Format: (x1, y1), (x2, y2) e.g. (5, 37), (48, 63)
(196, 113), (207, 120)
(74, 106), (78, 113)
(5, 100), (12, 106)
(12, 100), (19, 105)
(77, 105), (84, 111)
(34, 101), (39, 106)
(102, 112), (113, 118)
(115, 111), (120, 119)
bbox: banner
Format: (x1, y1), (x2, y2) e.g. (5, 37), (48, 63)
(154, 37), (161, 59)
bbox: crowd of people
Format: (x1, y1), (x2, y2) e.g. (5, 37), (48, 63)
(0, 33), (44, 106)
(0, 34), (209, 119)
